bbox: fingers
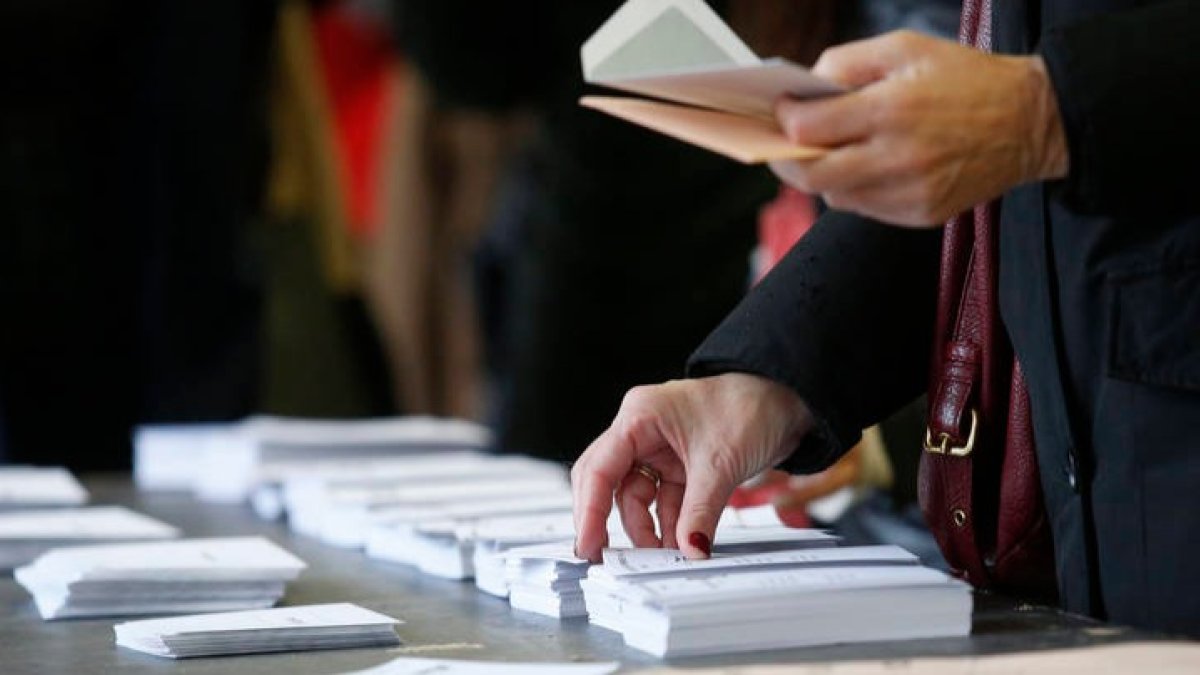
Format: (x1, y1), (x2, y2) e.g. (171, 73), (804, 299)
(768, 142), (878, 195)
(655, 479), (685, 549)
(776, 31), (931, 149)
(774, 93), (873, 148)
(571, 426), (632, 562)
(616, 470), (661, 548)
(812, 30), (925, 88)
(675, 452), (740, 560)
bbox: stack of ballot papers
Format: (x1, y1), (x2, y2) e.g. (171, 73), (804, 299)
(469, 511), (579, 597)
(580, 0), (843, 164)
(133, 415), (493, 503)
(500, 541), (599, 619)
(0, 506), (179, 570)
(344, 656), (620, 675)
(251, 451), (528, 520)
(133, 424), (233, 491)
(289, 468), (569, 548)
(15, 537), (306, 619)
(365, 493), (574, 578)
(581, 545), (971, 657)
(0, 467), (88, 510)
(473, 504), (807, 599)
(114, 602), (401, 658)
(500, 523), (840, 619)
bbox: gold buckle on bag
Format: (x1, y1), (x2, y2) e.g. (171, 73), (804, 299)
(924, 409), (978, 457)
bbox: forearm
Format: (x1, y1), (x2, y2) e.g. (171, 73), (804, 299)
(687, 210), (942, 473)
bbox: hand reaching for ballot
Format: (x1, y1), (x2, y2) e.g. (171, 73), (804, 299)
(770, 30), (1069, 227)
(571, 374), (813, 562)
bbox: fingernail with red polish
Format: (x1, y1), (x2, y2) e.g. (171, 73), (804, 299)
(688, 532), (712, 557)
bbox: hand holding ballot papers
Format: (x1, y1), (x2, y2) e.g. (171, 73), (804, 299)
(582, 0), (1069, 228)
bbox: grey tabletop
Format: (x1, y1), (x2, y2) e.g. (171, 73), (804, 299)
(0, 474), (1147, 674)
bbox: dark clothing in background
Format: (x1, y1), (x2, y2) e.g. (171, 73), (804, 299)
(690, 0), (1200, 636)
(396, 0), (774, 462)
(0, 2), (276, 470)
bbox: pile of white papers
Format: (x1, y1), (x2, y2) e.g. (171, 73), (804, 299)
(499, 524), (843, 621)
(0, 467), (88, 510)
(252, 451), (517, 521)
(501, 541), (599, 619)
(15, 537), (306, 619)
(291, 467), (569, 548)
(0, 506), (179, 570)
(365, 494), (573, 579)
(345, 656), (620, 675)
(135, 416), (493, 502)
(282, 455), (565, 539)
(581, 545), (971, 657)
(133, 424), (232, 491)
(468, 511), (579, 597)
(114, 602), (401, 658)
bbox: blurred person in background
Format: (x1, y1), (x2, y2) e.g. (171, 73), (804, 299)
(0, 2), (278, 470)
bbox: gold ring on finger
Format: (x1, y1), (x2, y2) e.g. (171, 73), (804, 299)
(634, 464), (662, 486)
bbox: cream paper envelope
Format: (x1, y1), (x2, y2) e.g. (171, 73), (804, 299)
(581, 95), (826, 164)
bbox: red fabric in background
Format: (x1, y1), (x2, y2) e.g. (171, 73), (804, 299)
(754, 185), (818, 283)
(312, 6), (398, 239)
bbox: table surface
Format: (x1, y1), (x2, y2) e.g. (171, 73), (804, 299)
(0, 474), (1149, 674)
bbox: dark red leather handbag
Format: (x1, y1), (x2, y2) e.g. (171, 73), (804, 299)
(917, 0), (1058, 600)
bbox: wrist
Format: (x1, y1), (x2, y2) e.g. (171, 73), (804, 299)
(1025, 55), (1070, 181)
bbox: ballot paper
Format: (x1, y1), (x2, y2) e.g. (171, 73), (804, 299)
(502, 541), (597, 619)
(114, 602), (401, 659)
(580, 0), (843, 163)
(133, 424), (234, 491)
(0, 467), (88, 509)
(469, 511), (580, 597)
(343, 656), (621, 675)
(637, 641), (1200, 675)
(283, 455), (566, 542)
(582, 564), (971, 657)
(364, 493), (574, 578)
(500, 525), (841, 620)
(15, 537), (306, 619)
(0, 506), (179, 570)
(254, 452), (522, 520)
(472, 505), (800, 598)
(189, 416), (493, 503)
(294, 474), (569, 547)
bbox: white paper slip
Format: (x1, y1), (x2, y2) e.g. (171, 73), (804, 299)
(0, 506), (179, 570)
(15, 537), (306, 619)
(579, 0), (841, 165)
(0, 467), (88, 508)
(193, 415), (494, 503)
(597, 545), (918, 579)
(114, 603), (402, 659)
(17, 537), (306, 583)
(0, 506), (179, 540)
(636, 565), (963, 606)
(133, 423), (234, 491)
(582, 0), (757, 80)
(343, 656), (620, 675)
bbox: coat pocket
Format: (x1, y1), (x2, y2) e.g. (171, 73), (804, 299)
(1107, 259), (1200, 392)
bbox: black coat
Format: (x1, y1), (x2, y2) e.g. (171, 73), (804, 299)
(689, 0), (1200, 635)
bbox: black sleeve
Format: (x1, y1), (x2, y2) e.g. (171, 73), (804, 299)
(1039, 1), (1200, 216)
(686, 210), (943, 474)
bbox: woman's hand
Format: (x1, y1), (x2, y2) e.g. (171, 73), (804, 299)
(571, 373), (814, 562)
(771, 30), (1069, 227)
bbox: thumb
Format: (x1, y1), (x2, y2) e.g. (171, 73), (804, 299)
(812, 31), (917, 89)
(674, 455), (739, 560)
